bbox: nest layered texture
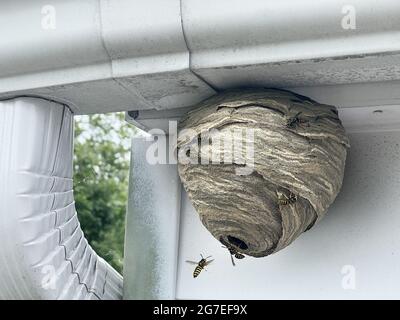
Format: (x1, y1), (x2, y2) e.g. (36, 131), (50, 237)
(178, 89), (349, 257)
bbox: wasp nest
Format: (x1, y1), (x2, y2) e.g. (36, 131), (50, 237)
(177, 89), (349, 257)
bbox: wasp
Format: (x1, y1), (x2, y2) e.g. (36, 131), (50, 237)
(277, 191), (297, 205)
(222, 246), (245, 266)
(286, 112), (309, 129)
(186, 254), (213, 278)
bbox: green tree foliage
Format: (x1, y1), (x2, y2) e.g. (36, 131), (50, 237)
(73, 112), (136, 274)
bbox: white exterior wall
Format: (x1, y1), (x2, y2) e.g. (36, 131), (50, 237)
(176, 130), (400, 299)
(125, 99), (400, 299)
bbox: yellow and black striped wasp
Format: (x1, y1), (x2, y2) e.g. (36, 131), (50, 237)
(222, 246), (245, 266)
(286, 111), (309, 129)
(277, 191), (297, 206)
(186, 254), (213, 278)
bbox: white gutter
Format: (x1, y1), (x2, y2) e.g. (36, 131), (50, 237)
(1, 0), (400, 114)
(0, 0), (214, 114)
(184, 0), (400, 69)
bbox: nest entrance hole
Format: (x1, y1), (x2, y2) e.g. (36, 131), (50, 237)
(227, 235), (248, 250)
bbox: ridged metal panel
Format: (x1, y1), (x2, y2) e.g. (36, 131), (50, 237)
(0, 97), (122, 300)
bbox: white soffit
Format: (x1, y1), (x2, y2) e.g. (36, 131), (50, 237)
(1, 0), (400, 114)
(127, 104), (400, 134)
(127, 81), (400, 134)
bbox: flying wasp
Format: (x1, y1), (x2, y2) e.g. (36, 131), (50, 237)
(186, 254), (213, 278)
(222, 246), (245, 266)
(277, 191), (297, 205)
(286, 111), (309, 129)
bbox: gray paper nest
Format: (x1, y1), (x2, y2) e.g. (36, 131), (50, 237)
(177, 89), (349, 257)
